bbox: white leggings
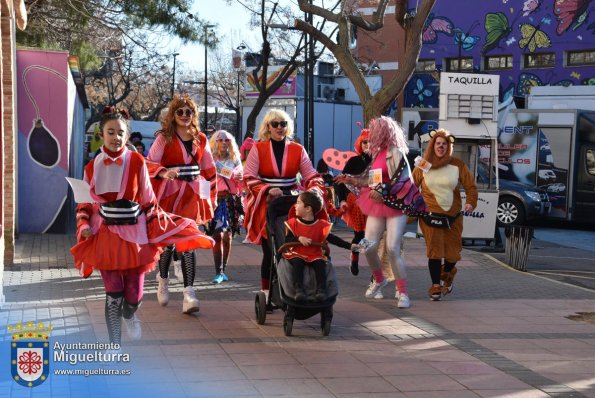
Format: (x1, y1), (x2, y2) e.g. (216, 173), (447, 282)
(364, 215), (408, 280)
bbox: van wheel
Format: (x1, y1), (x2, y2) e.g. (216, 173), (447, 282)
(497, 197), (525, 226)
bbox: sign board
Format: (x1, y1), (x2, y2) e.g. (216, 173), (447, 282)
(461, 191), (499, 239)
(439, 73), (500, 96)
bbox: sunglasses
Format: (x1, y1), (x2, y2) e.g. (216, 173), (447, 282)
(270, 121), (288, 128)
(175, 108), (193, 117)
(361, 140), (369, 144)
(217, 138), (231, 142)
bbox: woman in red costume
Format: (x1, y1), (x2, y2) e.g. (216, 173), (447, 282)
(70, 107), (213, 346)
(147, 94), (218, 314)
(243, 109), (325, 296)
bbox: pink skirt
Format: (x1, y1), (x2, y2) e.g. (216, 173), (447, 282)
(357, 187), (404, 218)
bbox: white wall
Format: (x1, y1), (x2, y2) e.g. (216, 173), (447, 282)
(528, 86), (595, 111)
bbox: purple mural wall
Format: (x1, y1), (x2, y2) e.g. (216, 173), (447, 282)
(405, 0), (595, 107)
(17, 49), (73, 233)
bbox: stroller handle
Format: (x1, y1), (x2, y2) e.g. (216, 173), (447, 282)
(278, 241), (330, 257)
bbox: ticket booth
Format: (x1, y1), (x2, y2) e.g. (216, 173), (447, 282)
(419, 72), (500, 240)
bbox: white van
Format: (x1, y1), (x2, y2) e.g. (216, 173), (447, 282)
(538, 169), (556, 181)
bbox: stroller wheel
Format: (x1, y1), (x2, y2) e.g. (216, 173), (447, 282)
(255, 292), (267, 325)
(283, 313), (294, 336)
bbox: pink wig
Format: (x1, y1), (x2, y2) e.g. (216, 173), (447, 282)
(367, 116), (408, 160)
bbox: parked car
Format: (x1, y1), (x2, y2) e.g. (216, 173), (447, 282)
(477, 162), (551, 226)
(545, 182), (566, 193)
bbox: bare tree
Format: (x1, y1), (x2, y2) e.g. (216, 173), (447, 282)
(229, 0), (333, 138)
(208, 49), (244, 136)
(293, 0), (436, 124)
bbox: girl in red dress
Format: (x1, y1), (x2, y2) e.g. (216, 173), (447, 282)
(147, 94), (218, 314)
(70, 107), (213, 345)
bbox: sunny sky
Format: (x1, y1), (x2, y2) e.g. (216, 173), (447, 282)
(167, 0), (263, 76)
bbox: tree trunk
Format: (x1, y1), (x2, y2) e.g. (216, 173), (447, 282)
(245, 93), (269, 140)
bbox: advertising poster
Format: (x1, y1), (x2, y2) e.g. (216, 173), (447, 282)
(498, 112), (539, 186)
(244, 65), (297, 98)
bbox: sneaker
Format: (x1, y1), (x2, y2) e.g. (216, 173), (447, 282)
(373, 289), (384, 299)
(156, 274), (169, 306)
(122, 314), (142, 340)
(294, 288), (306, 302)
(365, 279), (388, 299)
(182, 287), (200, 314)
(221, 272), (229, 282)
(212, 273), (225, 284)
(396, 293), (410, 309)
(428, 285), (442, 301)
(314, 290), (327, 302)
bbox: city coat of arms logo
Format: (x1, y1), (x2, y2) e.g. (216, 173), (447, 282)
(9, 321), (52, 387)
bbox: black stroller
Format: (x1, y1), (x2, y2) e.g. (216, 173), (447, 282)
(254, 195), (338, 336)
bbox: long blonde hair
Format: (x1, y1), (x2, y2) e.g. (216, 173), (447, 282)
(209, 130), (241, 165)
(257, 109), (294, 141)
(159, 94), (201, 143)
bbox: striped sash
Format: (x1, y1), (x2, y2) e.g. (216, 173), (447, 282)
(99, 199), (142, 225)
(167, 164), (201, 181)
(260, 176), (297, 188)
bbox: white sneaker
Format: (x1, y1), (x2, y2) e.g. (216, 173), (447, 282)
(373, 290), (384, 299)
(365, 279), (388, 299)
(182, 286), (200, 314)
(397, 293), (411, 309)
(123, 314), (142, 340)
(156, 274), (169, 306)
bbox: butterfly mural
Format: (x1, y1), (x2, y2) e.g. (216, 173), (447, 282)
(482, 12), (513, 54)
(523, 0), (541, 16)
(422, 14), (454, 44)
(516, 72), (574, 95)
(453, 28), (481, 51)
(519, 23), (552, 52)
(405, 74), (438, 108)
(554, 0), (592, 35)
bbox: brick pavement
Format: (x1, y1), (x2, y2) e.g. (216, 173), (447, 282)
(1, 232), (595, 398)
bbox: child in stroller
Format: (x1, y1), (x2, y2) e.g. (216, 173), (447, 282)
(254, 191), (357, 336)
(284, 191), (358, 302)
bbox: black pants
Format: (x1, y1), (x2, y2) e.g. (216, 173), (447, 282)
(290, 258), (327, 292)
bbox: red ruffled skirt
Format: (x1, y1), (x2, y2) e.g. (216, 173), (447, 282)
(71, 208), (214, 278)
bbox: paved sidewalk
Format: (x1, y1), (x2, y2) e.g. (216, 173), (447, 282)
(2, 232), (595, 398)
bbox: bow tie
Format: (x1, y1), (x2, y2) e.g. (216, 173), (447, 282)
(104, 158), (123, 166)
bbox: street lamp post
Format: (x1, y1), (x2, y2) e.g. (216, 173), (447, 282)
(171, 52), (180, 98)
(236, 69), (241, 141)
(204, 24), (215, 133)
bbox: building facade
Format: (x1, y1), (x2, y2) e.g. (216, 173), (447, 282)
(354, 0), (595, 109)
(405, 0), (595, 108)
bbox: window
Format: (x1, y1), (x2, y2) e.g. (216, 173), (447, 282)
(567, 50), (595, 66)
(587, 149), (595, 176)
(416, 59), (436, 72)
(445, 57), (473, 72)
(524, 53), (555, 68)
(485, 55), (513, 70)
